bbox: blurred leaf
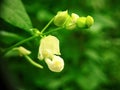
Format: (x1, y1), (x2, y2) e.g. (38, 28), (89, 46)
(85, 49), (101, 63)
(77, 62), (107, 90)
(36, 9), (53, 21)
(0, 0), (33, 31)
(4, 48), (20, 58)
(0, 30), (23, 44)
(95, 14), (116, 28)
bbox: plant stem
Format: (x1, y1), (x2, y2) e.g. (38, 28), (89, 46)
(5, 35), (38, 53)
(24, 55), (43, 69)
(4, 17), (58, 54)
(43, 27), (63, 35)
(41, 17), (54, 33)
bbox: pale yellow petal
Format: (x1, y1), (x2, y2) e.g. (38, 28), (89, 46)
(38, 35), (61, 60)
(45, 55), (64, 72)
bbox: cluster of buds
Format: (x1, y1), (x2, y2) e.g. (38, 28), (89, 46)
(38, 35), (64, 72)
(53, 10), (94, 30)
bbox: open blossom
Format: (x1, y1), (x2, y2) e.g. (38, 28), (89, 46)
(38, 35), (64, 72)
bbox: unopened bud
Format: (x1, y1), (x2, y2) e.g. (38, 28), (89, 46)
(13, 46), (31, 56)
(77, 17), (87, 28)
(71, 13), (79, 23)
(65, 13), (79, 30)
(53, 10), (70, 27)
(86, 15), (94, 27)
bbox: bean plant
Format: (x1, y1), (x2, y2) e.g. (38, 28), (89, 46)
(0, 0), (94, 72)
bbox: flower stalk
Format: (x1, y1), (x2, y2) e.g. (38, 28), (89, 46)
(24, 55), (43, 69)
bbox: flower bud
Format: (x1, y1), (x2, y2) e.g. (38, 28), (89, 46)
(65, 18), (76, 30)
(38, 35), (61, 60)
(76, 17), (87, 28)
(71, 13), (79, 23)
(13, 46), (31, 56)
(65, 13), (79, 30)
(86, 15), (94, 27)
(53, 10), (70, 27)
(45, 55), (64, 72)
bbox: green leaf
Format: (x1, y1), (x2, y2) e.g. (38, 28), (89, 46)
(0, 30), (23, 44)
(0, 0), (33, 31)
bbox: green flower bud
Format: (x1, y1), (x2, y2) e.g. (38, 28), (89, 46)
(71, 13), (79, 23)
(13, 46), (31, 56)
(86, 15), (94, 27)
(65, 18), (76, 30)
(53, 10), (70, 27)
(77, 17), (87, 28)
(65, 13), (79, 30)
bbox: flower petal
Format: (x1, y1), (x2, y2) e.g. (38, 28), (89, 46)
(38, 35), (61, 60)
(45, 55), (64, 72)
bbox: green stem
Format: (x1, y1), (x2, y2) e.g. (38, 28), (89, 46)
(4, 17), (58, 54)
(24, 55), (43, 69)
(41, 17), (54, 33)
(43, 27), (63, 35)
(5, 35), (38, 53)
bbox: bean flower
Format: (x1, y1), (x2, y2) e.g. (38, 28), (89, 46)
(38, 35), (64, 72)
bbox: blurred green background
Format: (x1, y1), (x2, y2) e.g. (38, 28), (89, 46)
(0, 0), (120, 90)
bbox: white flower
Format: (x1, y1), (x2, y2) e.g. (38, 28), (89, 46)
(38, 35), (61, 60)
(45, 55), (64, 72)
(38, 35), (64, 72)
